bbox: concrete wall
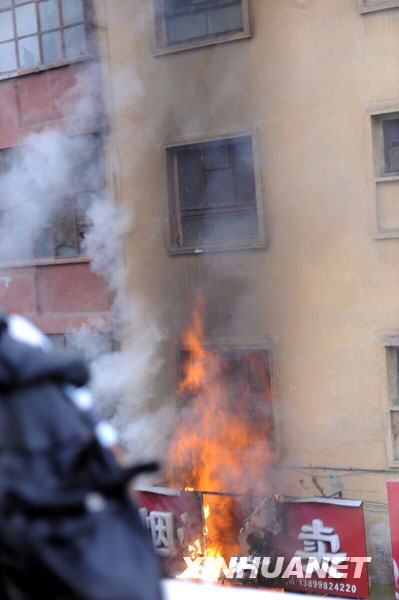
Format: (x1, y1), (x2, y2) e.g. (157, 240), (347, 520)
(95, 0), (399, 584)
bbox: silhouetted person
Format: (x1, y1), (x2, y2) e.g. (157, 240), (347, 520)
(0, 313), (162, 600)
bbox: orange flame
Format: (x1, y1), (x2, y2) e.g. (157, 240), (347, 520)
(167, 296), (276, 562)
(182, 502), (223, 583)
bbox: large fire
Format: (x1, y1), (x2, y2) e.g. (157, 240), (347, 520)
(167, 296), (277, 562)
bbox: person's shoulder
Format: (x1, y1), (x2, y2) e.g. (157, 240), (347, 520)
(7, 314), (51, 351)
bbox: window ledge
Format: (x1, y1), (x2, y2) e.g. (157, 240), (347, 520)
(153, 30), (252, 57)
(380, 334), (399, 344)
(0, 257), (90, 270)
(375, 230), (399, 240)
(376, 174), (399, 183)
(169, 239), (266, 256)
(359, 0), (399, 13)
(0, 55), (96, 82)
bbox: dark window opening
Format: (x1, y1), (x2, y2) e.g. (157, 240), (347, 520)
(173, 346), (276, 493)
(0, 0), (92, 76)
(167, 135), (263, 253)
(161, 0), (244, 46)
(49, 330), (117, 363)
(180, 348), (275, 437)
(383, 118), (399, 173)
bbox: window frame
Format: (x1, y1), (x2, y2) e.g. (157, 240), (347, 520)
(0, 0), (95, 81)
(0, 131), (105, 266)
(164, 130), (266, 255)
(358, 0), (399, 13)
(153, 0), (252, 57)
(369, 109), (399, 239)
(383, 342), (399, 467)
(177, 339), (280, 457)
(372, 111), (399, 179)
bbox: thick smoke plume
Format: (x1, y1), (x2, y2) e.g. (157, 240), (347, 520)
(0, 68), (174, 473)
(81, 164), (176, 468)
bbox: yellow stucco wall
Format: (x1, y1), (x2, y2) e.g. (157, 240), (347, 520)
(94, 0), (399, 584)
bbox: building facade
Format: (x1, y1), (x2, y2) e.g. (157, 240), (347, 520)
(0, 0), (112, 349)
(2, 0), (399, 593)
(95, 0), (399, 591)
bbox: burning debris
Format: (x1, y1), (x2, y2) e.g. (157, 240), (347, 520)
(239, 496), (285, 589)
(240, 496), (283, 555)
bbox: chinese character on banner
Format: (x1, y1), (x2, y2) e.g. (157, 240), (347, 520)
(139, 508), (175, 557)
(280, 498), (369, 598)
(137, 487), (204, 577)
(295, 518), (347, 562)
(387, 482), (399, 599)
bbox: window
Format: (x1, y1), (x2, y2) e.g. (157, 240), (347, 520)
(166, 134), (265, 254)
(173, 345), (278, 489)
(0, 0), (92, 76)
(370, 111), (399, 237)
(385, 346), (399, 465)
(371, 112), (399, 177)
(383, 119), (399, 174)
(359, 0), (399, 13)
(0, 133), (104, 261)
(49, 331), (116, 363)
(154, 0), (251, 55)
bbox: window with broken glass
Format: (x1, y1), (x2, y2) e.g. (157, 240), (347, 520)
(0, 0), (92, 76)
(154, 0), (250, 53)
(166, 135), (265, 253)
(0, 133), (104, 261)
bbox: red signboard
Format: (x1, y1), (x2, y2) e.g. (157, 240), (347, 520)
(386, 482), (399, 599)
(137, 487), (204, 577)
(137, 489), (369, 597)
(279, 498), (369, 598)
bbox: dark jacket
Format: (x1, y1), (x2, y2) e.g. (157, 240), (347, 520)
(0, 314), (162, 600)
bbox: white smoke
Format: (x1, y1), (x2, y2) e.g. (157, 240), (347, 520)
(0, 64), (175, 473)
(81, 192), (176, 467)
(84, 193), (131, 297)
(68, 292), (176, 466)
(0, 131), (84, 260)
